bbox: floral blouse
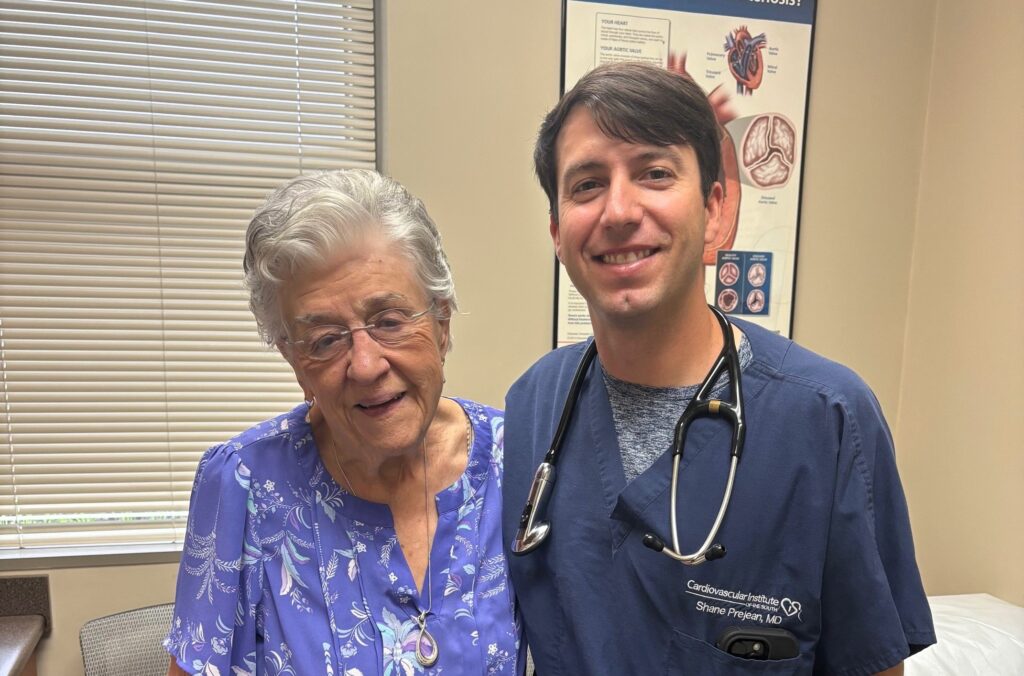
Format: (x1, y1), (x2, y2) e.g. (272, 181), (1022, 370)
(165, 398), (521, 675)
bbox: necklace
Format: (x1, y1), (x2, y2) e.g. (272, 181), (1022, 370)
(327, 415), (472, 668)
(411, 442), (439, 668)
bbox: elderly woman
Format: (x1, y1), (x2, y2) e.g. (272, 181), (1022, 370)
(165, 170), (520, 675)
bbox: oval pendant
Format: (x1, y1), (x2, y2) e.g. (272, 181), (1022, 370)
(415, 621), (439, 668)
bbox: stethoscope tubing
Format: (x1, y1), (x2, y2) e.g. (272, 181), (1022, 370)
(511, 306), (744, 565)
(511, 340), (597, 555)
(665, 454), (739, 564)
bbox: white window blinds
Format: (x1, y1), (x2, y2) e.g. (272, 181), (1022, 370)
(0, 0), (376, 551)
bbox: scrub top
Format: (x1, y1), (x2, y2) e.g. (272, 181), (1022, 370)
(167, 398), (521, 676)
(503, 320), (935, 676)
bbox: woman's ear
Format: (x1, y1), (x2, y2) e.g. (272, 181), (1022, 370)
(275, 338), (295, 368)
(434, 301), (452, 356)
(277, 339), (312, 400)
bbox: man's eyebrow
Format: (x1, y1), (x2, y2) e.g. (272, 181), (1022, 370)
(560, 147), (686, 188)
(561, 159), (605, 182)
(634, 147), (686, 167)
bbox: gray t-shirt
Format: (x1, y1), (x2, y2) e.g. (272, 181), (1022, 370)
(603, 334), (753, 482)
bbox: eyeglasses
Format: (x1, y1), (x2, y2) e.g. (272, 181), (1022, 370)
(286, 301), (436, 362)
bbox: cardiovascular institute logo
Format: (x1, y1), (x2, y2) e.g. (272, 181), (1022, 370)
(780, 597), (802, 619)
(685, 579), (803, 625)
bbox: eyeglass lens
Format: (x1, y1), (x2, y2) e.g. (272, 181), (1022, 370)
(299, 305), (431, 360)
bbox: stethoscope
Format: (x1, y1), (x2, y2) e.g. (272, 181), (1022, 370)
(511, 305), (745, 566)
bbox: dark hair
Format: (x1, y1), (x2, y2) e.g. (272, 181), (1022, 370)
(534, 62), (721, 220)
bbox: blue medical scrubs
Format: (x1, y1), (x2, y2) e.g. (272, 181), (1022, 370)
(503, 320), (935, 675)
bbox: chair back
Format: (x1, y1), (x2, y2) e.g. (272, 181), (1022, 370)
(79, 602), (174, 676)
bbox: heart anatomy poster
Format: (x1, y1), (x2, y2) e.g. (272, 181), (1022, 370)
(556, 0), (817, 344)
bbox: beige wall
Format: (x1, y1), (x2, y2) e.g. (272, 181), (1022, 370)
(7, 1), (1021, 673)
(793, 0), (935, 414)
(895, 0), (1024, 605)
(381, 0), (563, 410)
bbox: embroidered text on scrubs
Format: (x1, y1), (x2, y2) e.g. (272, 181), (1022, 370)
(685, 579), (802, 622)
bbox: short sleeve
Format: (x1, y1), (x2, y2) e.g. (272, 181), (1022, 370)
(816, 390), (936, 676)
(164, 444), (262, 675)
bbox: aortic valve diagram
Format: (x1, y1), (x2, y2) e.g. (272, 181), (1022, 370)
(731, 113), (798, 189)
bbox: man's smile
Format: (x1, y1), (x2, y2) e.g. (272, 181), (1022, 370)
(596, 248), (658, 265)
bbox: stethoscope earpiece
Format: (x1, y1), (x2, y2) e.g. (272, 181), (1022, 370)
(642, 533), (665, 552)
(645, 534), (726, 562)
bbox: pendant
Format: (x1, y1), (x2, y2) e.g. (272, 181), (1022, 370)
(414, 612), (439, 667)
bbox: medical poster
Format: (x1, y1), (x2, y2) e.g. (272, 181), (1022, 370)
(555, 0), (816, 345)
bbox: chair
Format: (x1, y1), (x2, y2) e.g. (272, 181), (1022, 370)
(79, 602), (174, 676)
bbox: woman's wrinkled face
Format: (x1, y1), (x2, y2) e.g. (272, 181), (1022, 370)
(277, 236), (449, 457)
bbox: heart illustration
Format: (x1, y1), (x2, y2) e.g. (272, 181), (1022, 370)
(780, 597), (802, 618)
(724, 27), (767, 95)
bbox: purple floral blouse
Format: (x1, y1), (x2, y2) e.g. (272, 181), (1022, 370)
(165, 398), (521, 675)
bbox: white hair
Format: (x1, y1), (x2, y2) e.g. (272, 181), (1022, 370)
(243, 169), (458, 348)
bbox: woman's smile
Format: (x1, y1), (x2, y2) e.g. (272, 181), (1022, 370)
(355, 392), (406, 417)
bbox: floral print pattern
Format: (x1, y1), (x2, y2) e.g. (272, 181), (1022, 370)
(166, 399), (520, 675)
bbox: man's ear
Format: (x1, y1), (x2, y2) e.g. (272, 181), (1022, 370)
(549, 213), (562, 262)
(702, 181), (724, 254)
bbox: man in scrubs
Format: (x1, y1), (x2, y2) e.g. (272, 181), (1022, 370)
(503, 62), (935, 675)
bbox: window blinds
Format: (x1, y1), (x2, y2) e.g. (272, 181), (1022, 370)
(0, 0), (376, 551)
